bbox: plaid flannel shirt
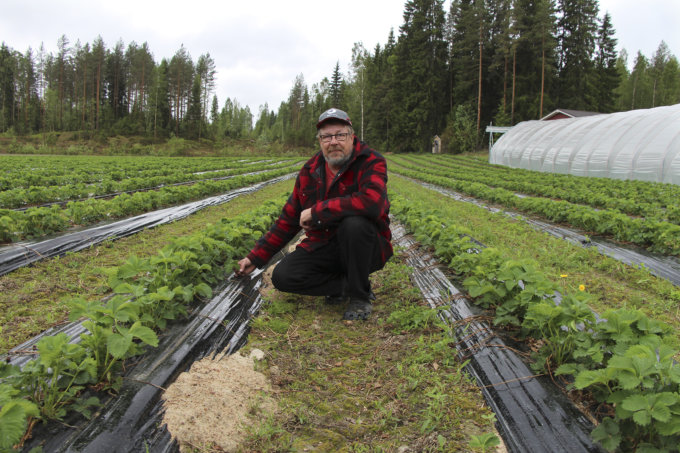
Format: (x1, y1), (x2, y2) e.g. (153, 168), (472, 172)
(246, 137), (392, 267)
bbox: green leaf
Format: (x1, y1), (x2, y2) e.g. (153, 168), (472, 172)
(36, 332), (71, 366)
(0, 400), (38, 449)
(574, 369), (608, 389)
(129, 322), (158, 347)
(591, 417), (621, 452)
(71, 396), (100, 420)
(107, 332), (132, 359)
(633, 410), (652, 426)
(154, 286), (175, 301)
(469, 432), (500, 450)
(194, 282), (212, 299)
(656, 414), (680, 436)
(621, 394), (648, 412)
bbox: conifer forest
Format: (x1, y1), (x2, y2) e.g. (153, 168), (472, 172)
(0, 0), (678, 153)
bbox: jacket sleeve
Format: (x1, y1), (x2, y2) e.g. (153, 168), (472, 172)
(310, 151), (388, 227)
(246, 177), (303, 268)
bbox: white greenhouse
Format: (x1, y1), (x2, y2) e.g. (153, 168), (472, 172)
(489, 104), (680, 185)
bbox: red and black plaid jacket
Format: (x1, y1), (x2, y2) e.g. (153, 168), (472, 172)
(246, 137), (392, 268)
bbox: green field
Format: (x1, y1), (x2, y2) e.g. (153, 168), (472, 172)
(2, 153), (680, 452)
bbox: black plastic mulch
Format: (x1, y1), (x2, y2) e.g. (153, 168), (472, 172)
(0, 174), (294, 277)
(405, 177), (680, 287)
(393, 222), (604, 453)
(15, 268), (267, 453)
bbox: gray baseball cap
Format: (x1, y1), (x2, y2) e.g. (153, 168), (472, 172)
(316, 108), (352, 128)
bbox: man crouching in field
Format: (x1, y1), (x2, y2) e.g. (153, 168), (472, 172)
(236, 108), (392, 320)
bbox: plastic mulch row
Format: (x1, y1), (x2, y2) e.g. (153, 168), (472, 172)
(392, 222), (604, 453)
(8, 217), (603, 452)
(13, 265), (270, 453)
(0, 174), (294, 277)
(408, 177), (680, 287)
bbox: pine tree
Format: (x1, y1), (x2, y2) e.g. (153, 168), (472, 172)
(185, 73), (203, 139)
(91, 36), (106, 131)
(209, 94), (219, 139)
(105, 40), (129, 128)
(16, 47), (39, 133)
(0, 44), (16, 132)
(612, 49), (630, 111)
(196, 53), (216, 139)
(168, 45), (194, 137)
(485, 0), (513, 123)
(152, 58), (172, 139)
(362, 29), (397, 151)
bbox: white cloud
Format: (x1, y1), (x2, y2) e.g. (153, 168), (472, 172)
(3, 0), (679, 114)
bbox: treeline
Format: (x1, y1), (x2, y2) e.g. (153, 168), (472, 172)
(266, 0), (680, 153)
(0, 36), (253, 142)
(1, 0), (679, 154)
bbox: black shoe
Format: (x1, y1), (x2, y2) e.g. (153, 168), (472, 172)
(325, 295), (347, 305)
(342, 298), (372, 321)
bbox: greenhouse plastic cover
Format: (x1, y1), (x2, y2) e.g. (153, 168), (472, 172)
(489, 104), (680, 184)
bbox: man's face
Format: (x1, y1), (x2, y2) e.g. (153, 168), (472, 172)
(318, 123), (353, 169)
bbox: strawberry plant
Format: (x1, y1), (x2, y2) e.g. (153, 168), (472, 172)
(2, 334), (98, 424)
(388, 155), (680, 256)
(390, 191), (680, 451)
(1, 164), (298, 244)
(0, 381), (39, 451)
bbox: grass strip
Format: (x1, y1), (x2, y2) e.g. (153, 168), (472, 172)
(235, 256), (497, 452)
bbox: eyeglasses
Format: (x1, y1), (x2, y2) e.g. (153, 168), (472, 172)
(319, 132), (351, 143)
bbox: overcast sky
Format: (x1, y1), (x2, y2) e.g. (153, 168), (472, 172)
(2, 0), (679, 116)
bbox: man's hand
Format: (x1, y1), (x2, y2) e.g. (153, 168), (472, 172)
(300, 207), (314, 231)
(235, 257), (256, 277)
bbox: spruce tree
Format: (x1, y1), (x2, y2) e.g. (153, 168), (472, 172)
(392, 0), (448, 152)
(557, 0), (599, 110)
(594, 12), (619, 112)
(659, 55), (680, 106)
(512, 0), (558, 122)
(330, 61), (343, 108)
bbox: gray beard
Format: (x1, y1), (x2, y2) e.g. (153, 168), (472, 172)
(324, 151), (351, 168)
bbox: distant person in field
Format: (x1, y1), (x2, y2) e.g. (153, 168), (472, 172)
(236, 108), (392, 320)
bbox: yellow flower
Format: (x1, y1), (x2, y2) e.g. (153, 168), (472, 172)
(560, 274), (568, 278)
(579, 284), (586, 292)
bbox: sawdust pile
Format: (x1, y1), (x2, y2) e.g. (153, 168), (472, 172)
(162, 350), (275, 452)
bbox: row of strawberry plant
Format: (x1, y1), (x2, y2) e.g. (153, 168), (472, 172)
(436, 154), (680, 211)
(393, 154), (680, 223)
(389, 189), (680, 452)
(0, 193), (287, 451)
(388, 159), (680, 256)
(0, 164), (299, 244)
(0, 155), (269, 190)
(0, 159), (296, 209)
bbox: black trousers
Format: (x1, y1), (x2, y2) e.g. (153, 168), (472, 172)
(271, 216), (386, 300)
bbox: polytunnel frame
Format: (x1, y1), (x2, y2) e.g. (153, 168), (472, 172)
(490, 104), (680, 184)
